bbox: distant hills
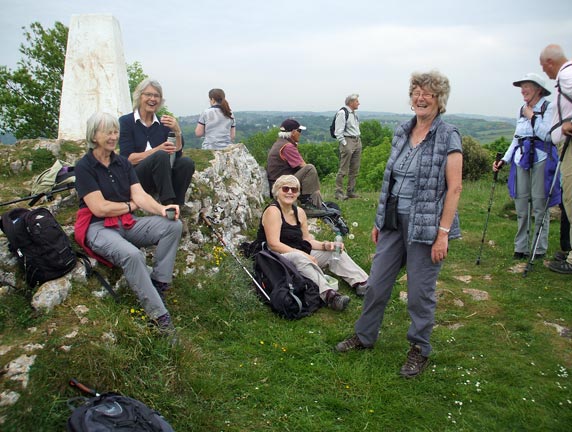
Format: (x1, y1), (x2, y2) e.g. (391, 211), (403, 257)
(0, 112), (515, 147)
(179, 111), (515, 148)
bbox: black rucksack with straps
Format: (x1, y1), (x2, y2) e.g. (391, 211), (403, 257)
(253, 249), (322, 319)
(329, 107), (349, 139)
(67, 392), (174, 432)
(0, 207), (77, 289)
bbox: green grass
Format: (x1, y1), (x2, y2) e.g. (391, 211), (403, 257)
(1, 177), (571, 431)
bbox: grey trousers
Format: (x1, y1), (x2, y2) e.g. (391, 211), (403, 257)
(514, 161), (549, 254)
(335, 137), (362, 195)
(281, 249), (368, 300)
(86, 216), (183, 320)
(354, 214), (442, 357)
(294, 164), (322, 207)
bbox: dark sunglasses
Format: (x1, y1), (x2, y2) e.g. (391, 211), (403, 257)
(281, 186), (299, 193)
(296, 128), (303, 133)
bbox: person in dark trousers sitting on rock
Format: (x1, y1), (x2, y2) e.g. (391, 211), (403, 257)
(119, 79), (195, 220)
(336, 71), (463, 379)
(266, 119), (329, 217)
(257, 175), (369, 307)
(75, 112), (182, 341)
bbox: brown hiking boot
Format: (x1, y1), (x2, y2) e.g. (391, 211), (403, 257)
(399, 344), (429, 378)
(335, 334), (372, 352)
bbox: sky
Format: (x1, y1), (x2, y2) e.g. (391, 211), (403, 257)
(1, 0), (571, 119)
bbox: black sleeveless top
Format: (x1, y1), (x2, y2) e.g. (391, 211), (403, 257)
(256, 201), (312, 254)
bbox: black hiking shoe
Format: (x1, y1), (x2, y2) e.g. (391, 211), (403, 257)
(548, 259), (572, 274)
(154, 313), (178, 345)
(352, 281), (368, 297)
(152, 279), (171, 299)
(399, 344), (429, 378)
(335, 334), (372, 352)
(554, 250), (571, 262)
(328, 292), (350, 311)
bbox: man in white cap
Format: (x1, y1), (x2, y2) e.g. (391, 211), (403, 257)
(540, 44), (572, 274)
(266, 119), (327, 216)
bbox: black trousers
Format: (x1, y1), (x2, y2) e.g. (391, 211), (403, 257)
(134, 151), (195, 206)
(560, 200), (571, 251)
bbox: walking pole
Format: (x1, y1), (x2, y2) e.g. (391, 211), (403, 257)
(476, 152), (503, 265)
(200, 209), (270, 302)
(0, 183), (75, 207)
(523, 137), (570, 277)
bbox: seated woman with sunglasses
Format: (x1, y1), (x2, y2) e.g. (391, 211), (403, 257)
(255, 175), (369, 310)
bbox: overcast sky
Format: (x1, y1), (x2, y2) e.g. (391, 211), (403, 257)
(1, 0), (571, 119)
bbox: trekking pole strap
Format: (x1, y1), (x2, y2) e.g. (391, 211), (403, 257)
(77, 252), (119, 302)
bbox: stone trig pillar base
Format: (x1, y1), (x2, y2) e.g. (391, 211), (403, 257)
(58, 14), (131, 141)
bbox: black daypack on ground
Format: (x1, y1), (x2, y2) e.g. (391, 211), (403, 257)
(253, 249), (322, 319)
(320, 201), (350, 236)
(0, 207), (77, 288)
(329, 107), (349, 138)
(67, 392), (174, 432)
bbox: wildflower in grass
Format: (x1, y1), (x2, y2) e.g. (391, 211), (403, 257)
(348, 234), (355, 240)
(259, 340), (265, 345)
(352, 222), (358, 227)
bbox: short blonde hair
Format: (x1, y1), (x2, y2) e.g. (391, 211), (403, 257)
(409, 70), (451, 114)
(272, 175), (300, 197)
(85, 112), (119, 150)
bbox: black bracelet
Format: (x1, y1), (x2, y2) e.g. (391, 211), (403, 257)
(126, 202), (131, 213)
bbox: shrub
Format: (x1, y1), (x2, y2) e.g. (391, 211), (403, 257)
(244, 127), (279, 166)
(357, 137), (392, 191)
(299, 142), (338, 178)
(483, 136), (511, 155)
(462, 136), (490, 181)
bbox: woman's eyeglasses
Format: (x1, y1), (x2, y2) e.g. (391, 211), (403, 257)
(411, 92), (435, 99)
(281, 186), (299, 193)
(142, 92), (161, 99)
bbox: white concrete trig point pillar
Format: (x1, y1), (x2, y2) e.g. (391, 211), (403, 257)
(58, 14), (131, 141)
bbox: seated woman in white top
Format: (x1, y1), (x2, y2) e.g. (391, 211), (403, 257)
(195, 88), (236, 150)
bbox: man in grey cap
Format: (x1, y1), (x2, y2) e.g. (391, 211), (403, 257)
(540, 44), (572, 274)
(266, 119), (327, 216)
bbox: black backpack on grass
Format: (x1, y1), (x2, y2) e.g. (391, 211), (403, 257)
(0, 207), (77, 288)
(253, 249), (322, 319)
(67, 392), (174, 432)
